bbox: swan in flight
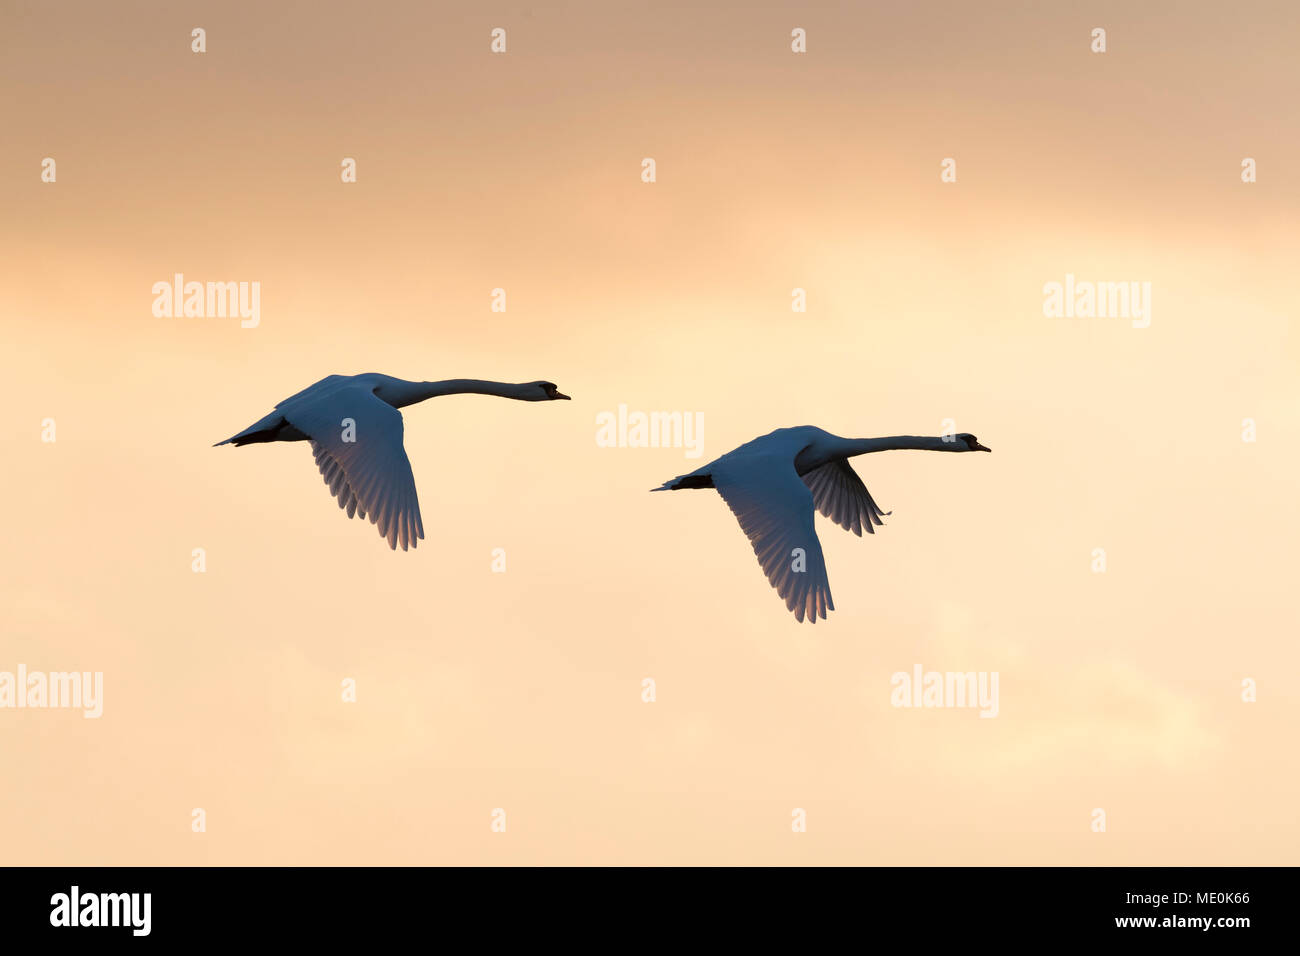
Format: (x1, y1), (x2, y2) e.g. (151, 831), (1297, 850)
(215, 374), (570, 550)
(653, 427), (990, 623)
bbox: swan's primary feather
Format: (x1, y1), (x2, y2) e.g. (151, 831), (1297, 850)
(800, 459), (890, 537)
(279, 385), (425, 551)
(711, 456), (834, 624)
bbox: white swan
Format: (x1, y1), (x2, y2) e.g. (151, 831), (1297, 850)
(216, 374), (570, 550)
(653, 427), (990, 622)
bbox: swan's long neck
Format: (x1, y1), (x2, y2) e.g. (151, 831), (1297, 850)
(840, 435), (963, 456)
(383, 379), (534, 408)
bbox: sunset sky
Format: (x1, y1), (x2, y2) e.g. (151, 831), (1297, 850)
(1, 0), (1297, 864)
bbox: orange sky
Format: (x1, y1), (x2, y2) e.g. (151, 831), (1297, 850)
(1, 0), (1297, 864)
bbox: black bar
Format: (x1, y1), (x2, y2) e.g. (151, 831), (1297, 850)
(0, 866), (1283, 942)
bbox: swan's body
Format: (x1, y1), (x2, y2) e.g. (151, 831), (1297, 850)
(654, 426), (990, 622)
(215, 373), (570, 550)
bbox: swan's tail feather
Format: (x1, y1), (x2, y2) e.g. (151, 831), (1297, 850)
(214, 433), (267, 447)
(651, 472), (714, 492)
(213, 430), (276, 447)
(214, 413), (305, 447)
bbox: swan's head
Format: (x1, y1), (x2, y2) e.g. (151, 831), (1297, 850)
(527, 381), (571, 401)
(956, 433), (991, 452)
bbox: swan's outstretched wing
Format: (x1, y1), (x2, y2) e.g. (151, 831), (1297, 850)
(800, 458), (890, 537)
(711, 458), (833, 623)
(279, 386), (425, 551)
